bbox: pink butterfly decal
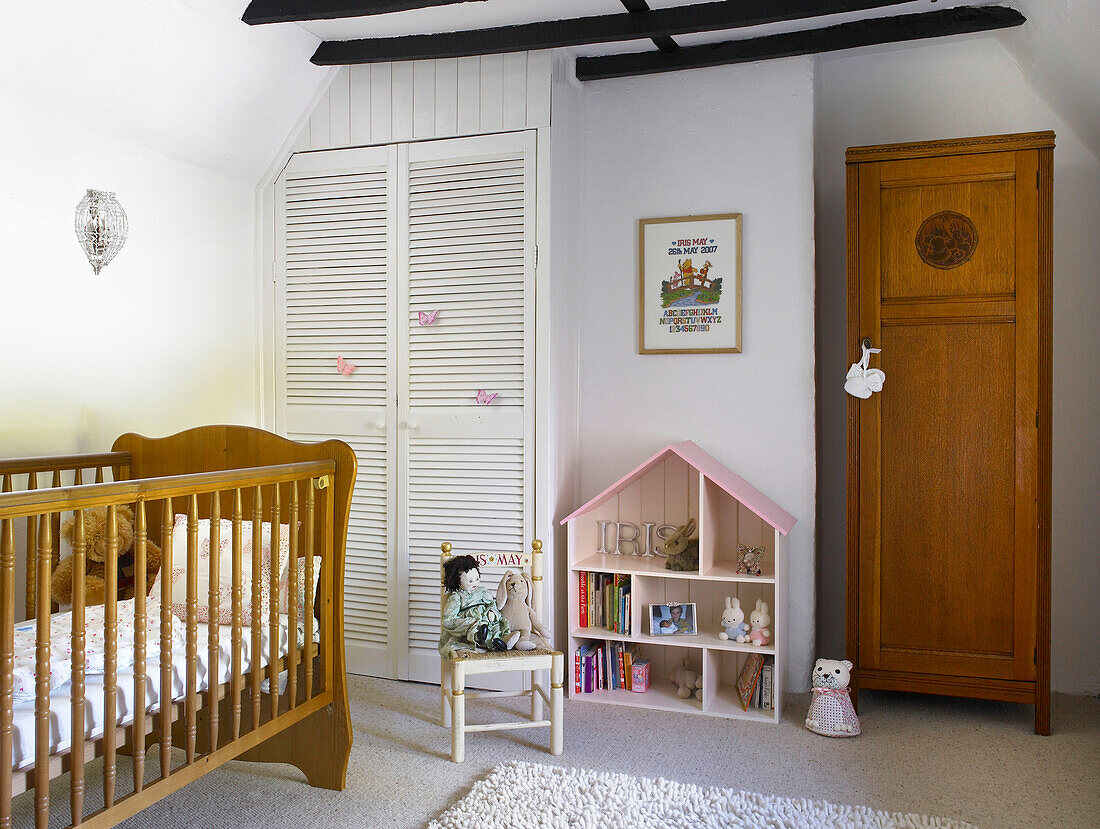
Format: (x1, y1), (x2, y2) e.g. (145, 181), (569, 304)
(418, 310), (440, 326)
(336, 355), (357, 376)
(475, 389), (499, 405)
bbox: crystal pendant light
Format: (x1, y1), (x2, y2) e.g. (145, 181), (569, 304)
(74, 190), (128, 275)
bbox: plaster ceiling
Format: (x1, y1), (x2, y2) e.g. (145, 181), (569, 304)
(0, 0), (329, 184)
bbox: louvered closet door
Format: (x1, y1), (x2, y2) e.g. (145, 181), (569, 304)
(400, 132), (536, 683)
(275, 145), (400, 679)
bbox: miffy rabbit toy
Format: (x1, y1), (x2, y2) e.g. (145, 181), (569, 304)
(747, 599), (771, 647)
(717, 596), (749, 641)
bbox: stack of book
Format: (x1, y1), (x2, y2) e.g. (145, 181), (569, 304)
(573, 641), (647, 694)
(735, 654), (774, 711)
(577, 572), (631, 634)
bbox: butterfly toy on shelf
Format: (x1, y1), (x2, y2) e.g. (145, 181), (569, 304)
(418, 310), (439, 326)
(335, 355), (357, 376)
(475, 389), (498, 405)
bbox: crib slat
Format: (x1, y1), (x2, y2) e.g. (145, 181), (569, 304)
(231, 490), (243, 741)
(0, 518), (14, 829)
(50, 471), (61, 615)
(185, 495), (199, 764)
(160, 499), (174, 779)
(288, 482), (299, 709)
(0, 476), (8, 493)
(269, 484), (281, 720)
(35, 508), (52, 827)
(103, 505), (119, 810)
(24, 473), (36, 620)
(304, 481), (315, 701)
(250, 487), (263, 731)
(71, 510), (86, 824)
(133, 500), (148, 793)
(208, 494), (221, 752)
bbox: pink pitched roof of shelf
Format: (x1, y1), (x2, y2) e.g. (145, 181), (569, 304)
(559, 440), (797, 535)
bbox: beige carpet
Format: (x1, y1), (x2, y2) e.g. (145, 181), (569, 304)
(15, 676), (1100, 829)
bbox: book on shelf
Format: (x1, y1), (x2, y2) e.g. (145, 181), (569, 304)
(577, 571), (631, 635)
(735, 654), (766, 711)
(735, 654), (774, 711)
(574, 640), (645, 695)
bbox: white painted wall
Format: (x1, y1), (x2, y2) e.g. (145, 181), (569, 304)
(0, 1), (330, 456)
(552, 57), (818, 691)
(0, 95), (258, 457)
(814, 36), (1100, 695)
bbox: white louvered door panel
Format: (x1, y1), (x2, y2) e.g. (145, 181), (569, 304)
(401, 132), (536, 684)
(276, 145), (400, 679)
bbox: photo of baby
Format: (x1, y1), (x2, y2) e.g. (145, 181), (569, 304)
(649, 602), (697, 636)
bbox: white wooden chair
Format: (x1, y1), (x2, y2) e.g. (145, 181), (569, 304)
(439, 539), (564, 762)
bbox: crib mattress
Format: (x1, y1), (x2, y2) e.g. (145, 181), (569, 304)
(11, 616), (316, 771)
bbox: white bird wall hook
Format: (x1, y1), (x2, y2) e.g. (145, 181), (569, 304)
(845, 340), (885, 399)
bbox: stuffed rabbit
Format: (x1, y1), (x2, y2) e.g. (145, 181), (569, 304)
(496, 569), (551, 651)
(747, 599), (771, 646)
(717, 596), (749, 641)
(662, 518), (699, 571)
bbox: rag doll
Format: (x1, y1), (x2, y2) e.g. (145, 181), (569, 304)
(439, 554), (520, 658)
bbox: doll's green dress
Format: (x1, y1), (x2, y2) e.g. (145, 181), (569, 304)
(439, 586), (512, 657)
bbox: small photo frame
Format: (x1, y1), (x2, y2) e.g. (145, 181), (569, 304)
(649, 602), (697, 636)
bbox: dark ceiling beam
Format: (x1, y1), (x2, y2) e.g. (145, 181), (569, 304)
(242, 0), (489, 26)
(618, 0), (680, 53)
(311, 0), (919, 65)
(575, 5), (1025, 81)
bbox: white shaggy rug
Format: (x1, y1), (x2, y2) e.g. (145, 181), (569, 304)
(428, 761), (977, 829)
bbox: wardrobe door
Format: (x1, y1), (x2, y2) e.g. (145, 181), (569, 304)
(401, 132), (536, 683)
(276, 146), (400, 679)
(846, 133), (1053, 733)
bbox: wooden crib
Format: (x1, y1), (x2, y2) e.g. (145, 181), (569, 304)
(0, 426), (355, 829)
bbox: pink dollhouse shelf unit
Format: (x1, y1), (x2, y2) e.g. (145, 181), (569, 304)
(561, 441), (795, 722)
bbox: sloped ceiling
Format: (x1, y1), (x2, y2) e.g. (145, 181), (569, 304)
(0, 0), (329, 183)
(294, 0), (1097, 155)
(997, 0), (1100, 160)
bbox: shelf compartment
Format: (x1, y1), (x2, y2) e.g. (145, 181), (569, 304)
(704, 649), (778, 721)
(572, 552), (775, 583)
(631, 574), (776, 654)
(571, 626), (776, 656)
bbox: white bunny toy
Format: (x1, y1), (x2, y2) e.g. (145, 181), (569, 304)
(717, 596), (749, 641)
(747, 599), (771, 647)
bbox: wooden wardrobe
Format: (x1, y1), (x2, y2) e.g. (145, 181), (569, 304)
(845, 132), (1053, 734)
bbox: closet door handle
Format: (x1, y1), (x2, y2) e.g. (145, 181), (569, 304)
(405, 420), (419, 432)
(372, 420), (385, 432)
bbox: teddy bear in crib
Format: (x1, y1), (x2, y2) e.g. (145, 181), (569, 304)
(717, 596), (749, 641)
(51, 506), (162, 607)
(805, 658), (861, 737)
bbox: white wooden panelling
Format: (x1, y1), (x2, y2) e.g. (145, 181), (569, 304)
(302, 52), (551, 151)
(276, 144), (398, 679)
(406, 153), (527, 406)
(402, 131), (536, 684)
(276, 132), (538, 686)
